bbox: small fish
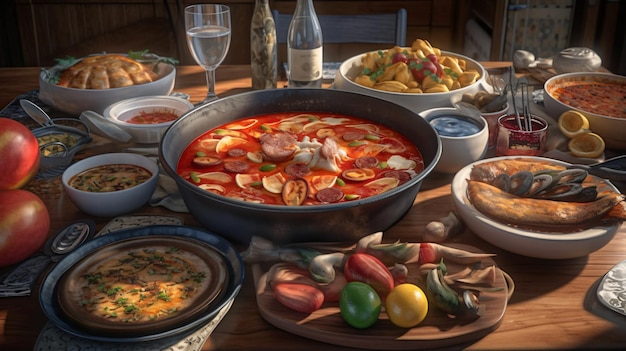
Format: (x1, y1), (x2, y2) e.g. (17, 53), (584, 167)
(468, 180), (625, 226)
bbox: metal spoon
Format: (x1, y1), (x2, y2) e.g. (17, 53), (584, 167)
(568, 155), (626, 182)
(20, 99), (54, 127)
(452, 101), (483, 119)
(0, 220), (95, 297)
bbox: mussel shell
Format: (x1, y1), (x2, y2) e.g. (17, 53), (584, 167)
(492, 173), (510, 192)
(463, 290), (480, 316)
(555, 169), (588, 184)
(509, 171), (534, 196)
(526, 174), (554, 197)
(535, 183), (598, 202)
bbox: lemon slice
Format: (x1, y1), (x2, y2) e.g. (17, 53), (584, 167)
(568, 132), (605, 158)
(558, 110), (590, 138)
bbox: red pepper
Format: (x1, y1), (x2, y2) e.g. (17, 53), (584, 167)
(343, 253), (395, 299)
(273, 283), (324, 314)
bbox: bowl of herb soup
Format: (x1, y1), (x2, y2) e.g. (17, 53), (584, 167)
(62, 153), (159, 217)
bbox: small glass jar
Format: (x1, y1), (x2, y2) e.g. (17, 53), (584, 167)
(496, 114), (548, 156)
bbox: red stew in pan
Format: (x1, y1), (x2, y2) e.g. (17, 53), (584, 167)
(176, 112), (424, 206)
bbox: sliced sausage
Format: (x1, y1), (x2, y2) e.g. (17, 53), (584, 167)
(227, 148), (246, 157)
(379, 170), (411, 185)
(192, 155), (222, 167)
(316, 187), (344, 203)
(354, 156), (379, 169)
(342, 131), (365, 141)
(285, 163), (310, 177)
(260, 133), (298, 162)
(224, 160), (249, 173)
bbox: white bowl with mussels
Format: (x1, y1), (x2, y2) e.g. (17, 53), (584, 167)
(62, 153), (159, 217)
(420, 107), (488, 174)
(451, 156), (622, 259)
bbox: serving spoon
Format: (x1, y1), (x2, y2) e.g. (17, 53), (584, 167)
(568, 155), (626, 182)
(0, 220), (95, 297)
(19, 99), (54, 127)
(79, 110), (132, 143)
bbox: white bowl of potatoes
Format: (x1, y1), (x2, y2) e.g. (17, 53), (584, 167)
(334, 40), (488, 113)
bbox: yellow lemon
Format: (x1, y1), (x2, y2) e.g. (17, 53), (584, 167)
(558, 110), (590, 138)
(385, 283), (428, 328)
(568, 132), (605, 158)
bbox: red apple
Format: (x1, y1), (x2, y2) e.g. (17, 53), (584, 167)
(0, 118), (40, 190)
(0, 189), (50, 267)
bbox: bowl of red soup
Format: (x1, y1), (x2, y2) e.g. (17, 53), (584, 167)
(544, 72), (626, 150)
(62, 153), (159, 217)
(104, 95), (194, 143)
(159, 89), (441, 244)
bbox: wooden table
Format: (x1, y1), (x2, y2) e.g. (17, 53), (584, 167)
(1, 65), (625, 350)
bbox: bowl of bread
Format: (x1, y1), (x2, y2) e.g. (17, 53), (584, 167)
(39, 53), (176, 116)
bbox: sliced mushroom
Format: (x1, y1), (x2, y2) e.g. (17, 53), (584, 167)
(224, 119), (258, 130)
(342, 168), (376, 181)
(310, 175), (337, 191)
(216, 135), (248, 153)
(199, 183), (226, 194)
(387, 155), (417, 170)
(235, 173), (262, 189)
(262, 173), (287, 194)
(363, 177), (400, 194)
(282, 178), (309, 206)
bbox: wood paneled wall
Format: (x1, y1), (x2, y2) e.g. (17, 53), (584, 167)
(5, 0), (461, 68)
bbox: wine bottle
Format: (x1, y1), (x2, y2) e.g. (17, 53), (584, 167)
(287, 0), (323, 88)
(250, 0), (277, 89)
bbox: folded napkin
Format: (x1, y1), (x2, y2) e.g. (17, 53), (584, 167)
(0, 255), (51, 297)
(131, 154), (189, 213)
(150, 173), (189, 213)
(34, 297), (234, 350)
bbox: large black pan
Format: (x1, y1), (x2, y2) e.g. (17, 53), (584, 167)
(159, 89), (441, 244)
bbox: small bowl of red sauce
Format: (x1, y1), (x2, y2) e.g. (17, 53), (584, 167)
(104, 95), (194, 143)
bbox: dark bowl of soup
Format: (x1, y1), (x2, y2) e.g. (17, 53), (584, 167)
(159, 89), (441, 244)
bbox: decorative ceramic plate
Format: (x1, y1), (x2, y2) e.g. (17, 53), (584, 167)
(597, 259), (626, 316)
(39, 225), (244, 342)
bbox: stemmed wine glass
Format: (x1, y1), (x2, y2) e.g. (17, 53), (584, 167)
(185, 4), (231, 104)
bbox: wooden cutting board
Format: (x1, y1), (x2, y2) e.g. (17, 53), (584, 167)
(253, 244), (509, 350)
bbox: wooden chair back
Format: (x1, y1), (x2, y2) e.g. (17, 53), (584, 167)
(273, 9), (407, 47)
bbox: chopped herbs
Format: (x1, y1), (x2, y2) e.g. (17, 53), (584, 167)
(77, 245), (210, 323)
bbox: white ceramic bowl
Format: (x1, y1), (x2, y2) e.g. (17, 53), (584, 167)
(334, 50), (487, 112)
(103, 95), (194, 144)
(544, 72), (626, 150)
(420, 107), (488, 174)
(452, 156), (621, 259)
(39, 55), (176, 116)
(62, 153), (159, 217)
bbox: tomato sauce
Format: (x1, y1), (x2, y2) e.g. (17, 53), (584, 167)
(127, 111), (179, 124)
(552, 82), (626, 118)
(177, 112), (424, 206)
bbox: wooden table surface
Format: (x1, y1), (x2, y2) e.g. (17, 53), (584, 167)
(1, 64), (625, 350)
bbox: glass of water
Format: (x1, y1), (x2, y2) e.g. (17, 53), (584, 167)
(185, 4), (231, 104)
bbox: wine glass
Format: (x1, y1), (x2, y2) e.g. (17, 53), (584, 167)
(185, 4), (231, 104)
